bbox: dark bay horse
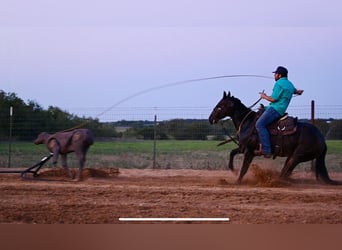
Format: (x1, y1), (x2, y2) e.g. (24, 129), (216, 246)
(209, 91), (341, 185)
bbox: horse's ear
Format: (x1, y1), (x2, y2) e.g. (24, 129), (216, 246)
(223, 91), (231, 98)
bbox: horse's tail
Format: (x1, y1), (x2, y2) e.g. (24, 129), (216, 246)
(316, 145), (342, 185)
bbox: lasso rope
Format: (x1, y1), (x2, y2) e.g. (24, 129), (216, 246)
(63, 74), (272, 131)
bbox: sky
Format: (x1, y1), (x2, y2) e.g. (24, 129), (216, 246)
(1, 0), (342, 120)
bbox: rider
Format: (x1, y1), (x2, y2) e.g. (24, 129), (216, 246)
(255, 66), (304, 158)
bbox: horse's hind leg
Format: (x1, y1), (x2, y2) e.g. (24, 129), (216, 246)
(280, 157), (293, 178)
(280, 155), (301, 179)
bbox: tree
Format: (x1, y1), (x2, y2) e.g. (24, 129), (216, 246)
(0, 90), (118, 140)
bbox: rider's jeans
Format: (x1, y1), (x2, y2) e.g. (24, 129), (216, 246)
(255, 107), (281, 154)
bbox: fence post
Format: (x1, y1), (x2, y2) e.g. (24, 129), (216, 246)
(8, 106), (13, 168)
(311, 100), (315, 172)
(153, 114), (157, 169)
(311, 100), (315, 125)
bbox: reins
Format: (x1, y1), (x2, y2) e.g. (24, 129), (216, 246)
(236, 93), (263, 135)
(217, 94), (263, 146)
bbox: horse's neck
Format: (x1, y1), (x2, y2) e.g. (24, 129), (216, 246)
(232, 106), (255, 131)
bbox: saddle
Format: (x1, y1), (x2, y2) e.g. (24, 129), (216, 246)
(268, 114), (297, 136)
(257, 105), (297, 136)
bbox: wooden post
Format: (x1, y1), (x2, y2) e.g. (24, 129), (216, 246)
(153, 114), (157, 169)
(311, 100), (315, 125)
(8, 106), (13, 168)
(311, 100), (315, 172)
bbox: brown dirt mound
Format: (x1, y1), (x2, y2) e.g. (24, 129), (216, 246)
(39, 167), (119, 179)
(250, 164), (290, 187)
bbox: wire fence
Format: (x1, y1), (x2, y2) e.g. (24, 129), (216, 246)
(64, 105), (342, 141)
(66, 104), (342, 122)
(2, 105), (342, 171)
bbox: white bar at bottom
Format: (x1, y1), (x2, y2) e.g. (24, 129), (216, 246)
(119, 218), (230, 222)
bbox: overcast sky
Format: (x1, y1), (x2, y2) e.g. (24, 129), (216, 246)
(1, 0), (342, 120)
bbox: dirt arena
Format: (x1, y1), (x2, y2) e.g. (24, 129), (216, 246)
(0, 164), (342, 224)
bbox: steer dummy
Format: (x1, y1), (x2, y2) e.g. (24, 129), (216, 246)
(34, 129), (94, 181)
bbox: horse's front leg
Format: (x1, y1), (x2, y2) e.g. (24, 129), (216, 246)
(228, 147), (241, 171)
(237, 151), (255, 184)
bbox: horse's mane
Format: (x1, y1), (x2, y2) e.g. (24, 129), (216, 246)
(229, 95), (250, 112)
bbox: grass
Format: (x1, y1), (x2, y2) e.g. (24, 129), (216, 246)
(1, 140), (341, 170)
(90, 140), (236, 153)
(326, 140), (342, 154)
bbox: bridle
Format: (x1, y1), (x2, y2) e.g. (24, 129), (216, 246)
(216, 94), (263, 146)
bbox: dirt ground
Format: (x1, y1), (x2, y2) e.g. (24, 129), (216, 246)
(0, 164), (342, 224)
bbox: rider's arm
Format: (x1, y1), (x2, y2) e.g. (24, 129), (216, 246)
(260, 92), (276, 103)
(294, 89), (304, 95)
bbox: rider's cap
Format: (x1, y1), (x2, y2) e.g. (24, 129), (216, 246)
(272, 66), (288, 75)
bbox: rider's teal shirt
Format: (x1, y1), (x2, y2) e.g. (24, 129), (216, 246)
(268, 77), (295, 116)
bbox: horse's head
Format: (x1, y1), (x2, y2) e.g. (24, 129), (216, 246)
(209, 91), (238, 124)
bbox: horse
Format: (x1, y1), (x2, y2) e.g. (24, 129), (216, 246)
(209, 91), (341, 185)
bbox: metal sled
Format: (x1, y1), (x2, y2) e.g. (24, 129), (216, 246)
(0, 153), (53, 179)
